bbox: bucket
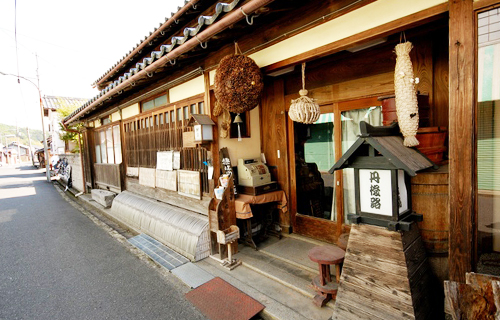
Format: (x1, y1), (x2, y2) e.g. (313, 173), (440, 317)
(379, 94), (431, 127)
(416, 127), (447, 164)
(411, 165), (449, 254)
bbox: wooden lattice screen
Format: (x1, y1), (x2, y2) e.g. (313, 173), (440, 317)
(123, 116), (208, 193)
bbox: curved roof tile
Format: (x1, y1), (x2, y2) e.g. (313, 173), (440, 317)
(65, 0), (243, 124)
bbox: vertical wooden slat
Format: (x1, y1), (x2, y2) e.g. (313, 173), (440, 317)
(261, 78), (291, 231)
(334, 102), (344, 235)
(448, 0), (475, 283)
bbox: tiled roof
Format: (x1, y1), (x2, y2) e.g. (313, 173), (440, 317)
(42, 96), (88, 111)
(94, 0), (199, 88)
(64, 0), (247, 125)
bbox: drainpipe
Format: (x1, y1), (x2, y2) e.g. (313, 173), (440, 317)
(64, 0), (274, 126)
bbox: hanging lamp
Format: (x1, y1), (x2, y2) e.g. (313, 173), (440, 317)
(289, 63), (320, 124)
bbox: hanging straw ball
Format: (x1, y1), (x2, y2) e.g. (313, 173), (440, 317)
(214, 54), (264, 114)
(394, 41), (419, 147)
(289, 89), (320, 124)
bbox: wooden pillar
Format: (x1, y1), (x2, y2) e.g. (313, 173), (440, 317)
(204, 72), (219, 185)
(448, 0), (476, 283)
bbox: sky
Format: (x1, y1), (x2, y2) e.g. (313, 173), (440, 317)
(0, 0), (185, 131)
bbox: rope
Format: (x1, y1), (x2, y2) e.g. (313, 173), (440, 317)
(234, 42), (243, 55)
(301, 63), (306, 91)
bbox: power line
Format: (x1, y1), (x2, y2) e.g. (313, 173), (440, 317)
(14, 0), (20, 83)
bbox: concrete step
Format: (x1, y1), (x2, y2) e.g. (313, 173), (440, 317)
(195, 257), (334, 320)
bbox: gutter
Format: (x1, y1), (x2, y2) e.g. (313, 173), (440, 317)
(95, 0), (201, 89)
(64, 0), (274, 126)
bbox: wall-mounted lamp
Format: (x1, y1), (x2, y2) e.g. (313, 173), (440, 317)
(233, 113), (243, 142)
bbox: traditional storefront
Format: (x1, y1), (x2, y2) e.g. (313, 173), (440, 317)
(63, 0), (498, 288)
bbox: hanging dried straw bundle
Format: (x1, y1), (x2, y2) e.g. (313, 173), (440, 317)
(213, 101), (223, 117)
(220, 109), (232, 139)
(394, 41), (420, 147)
(289, 63), (320, 124)
(214, 53), (264, 114)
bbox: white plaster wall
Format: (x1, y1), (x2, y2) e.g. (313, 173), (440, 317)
(249, 0), (447, 68)
(218, 106), (261, 167)
(121, 103), (140, 120)
(169, 75), (205, 103)
(61, 153), (84, 192)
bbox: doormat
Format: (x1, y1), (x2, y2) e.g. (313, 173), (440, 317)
(186, 277), (264, 320)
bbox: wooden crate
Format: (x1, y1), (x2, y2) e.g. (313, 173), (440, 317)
(216, 225), (240, 244)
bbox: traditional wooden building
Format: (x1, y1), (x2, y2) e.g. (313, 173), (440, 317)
(63, 0), (498, 284)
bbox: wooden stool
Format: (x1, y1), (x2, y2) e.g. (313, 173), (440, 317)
(308, 245), (345, 307)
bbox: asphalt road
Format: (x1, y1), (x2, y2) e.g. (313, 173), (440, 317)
(0, 164), (206, 320)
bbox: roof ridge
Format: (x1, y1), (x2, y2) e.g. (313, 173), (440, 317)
(66, 0), (244, 124)
(93, 0), (199, 88)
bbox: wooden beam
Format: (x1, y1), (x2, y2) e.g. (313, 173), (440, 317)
(263, 3), (449, 74)
(473, 0), (500, 11)
(448, 0), (475, 283)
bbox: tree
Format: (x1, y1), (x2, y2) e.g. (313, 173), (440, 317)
(57, 104), (81, 153)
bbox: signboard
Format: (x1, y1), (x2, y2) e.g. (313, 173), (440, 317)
(359, 169), (408, 216)
(157, 151), (173, 171)
(178, 170), (201, 199)
(139, 167), (156, 188)
(173, 151), (181, 170)
(359, 169), (392, 216)
(127, 166), (139, 177)
(156, 169), (177, 191)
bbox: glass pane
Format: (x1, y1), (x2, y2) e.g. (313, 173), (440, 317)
(100, 131), (107, 164)
(95, 132), (102, 164)
(155, 95), (167, 107)
(177, 108), (182, 122)
(477, 8), (500, 269)
(106, 127), (114, 164)
(198, 102), (204, 114)
(171, 111), (175, 122)
(294, 116), (335, 220)
(184, 106), (189, 120)
(191, 103), (197, 114)
(341, 106), (382, 223)
(142, 100), (155, 112)
(113, 125), (122, 164)
(159, 113), (164, 125)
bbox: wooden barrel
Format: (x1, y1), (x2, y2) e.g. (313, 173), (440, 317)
(411, 165), (449, 254)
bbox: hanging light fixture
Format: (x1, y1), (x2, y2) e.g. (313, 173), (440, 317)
(289, 63), (320, 124)
(234, 113), (243, 141)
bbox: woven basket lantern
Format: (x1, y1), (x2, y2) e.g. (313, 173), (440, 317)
(214, 54), (264, 114)
(289, 63), (320, 124)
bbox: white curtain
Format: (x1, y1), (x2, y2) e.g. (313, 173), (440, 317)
(340, 106), (382, 222)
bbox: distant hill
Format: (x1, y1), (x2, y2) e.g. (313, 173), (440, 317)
(0, 123), (43, 147)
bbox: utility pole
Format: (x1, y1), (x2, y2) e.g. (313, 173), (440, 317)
(26, 126), (34, 165)
(36, 53), (51, 181)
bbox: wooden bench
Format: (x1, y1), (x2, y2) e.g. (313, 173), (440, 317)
(308, 245), (345, 307)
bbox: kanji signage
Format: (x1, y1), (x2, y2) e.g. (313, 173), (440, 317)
(359, 169), (408, 216)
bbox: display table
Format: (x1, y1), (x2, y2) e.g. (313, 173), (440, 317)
(235, 190), (288, 219)
(234, 190), (287, 249)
